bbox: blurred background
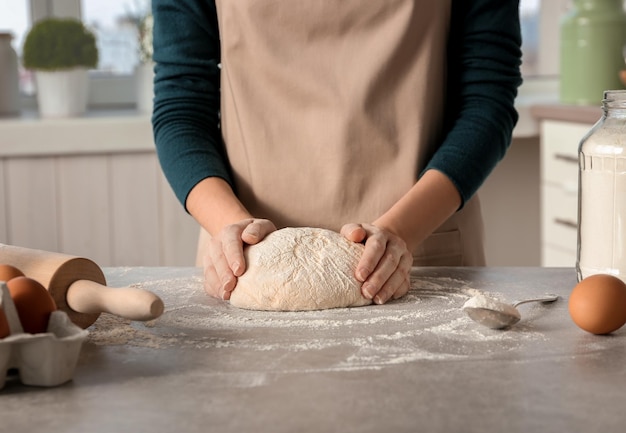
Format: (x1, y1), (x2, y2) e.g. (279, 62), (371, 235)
(1, 0), (150, 105)
(0, 1), (615, 270)
(0, 0), (561, 107)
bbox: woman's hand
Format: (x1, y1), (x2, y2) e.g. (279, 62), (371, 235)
(202, 218), (276, 300)
(341, 223), (412, 304)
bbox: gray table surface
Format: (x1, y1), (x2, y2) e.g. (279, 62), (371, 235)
(2, 266), (625, 433)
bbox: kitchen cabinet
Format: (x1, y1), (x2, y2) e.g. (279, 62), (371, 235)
(0, 111), (198, 267)
(532, 104), (602, 267)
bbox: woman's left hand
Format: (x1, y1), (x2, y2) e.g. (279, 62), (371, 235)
(340, 223), (413, 304)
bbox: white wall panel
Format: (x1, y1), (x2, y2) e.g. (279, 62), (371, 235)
(110, 153), (160, 266)
(57, 155), (111, 265)
(1, 114), (205, 266)
(157, 170), (198, 266)
(5, 157), (58, 251)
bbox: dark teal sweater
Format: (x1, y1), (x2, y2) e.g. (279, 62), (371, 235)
(152, 0), (522, 210)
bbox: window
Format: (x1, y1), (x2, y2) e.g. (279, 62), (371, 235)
(520, 0), (573, 78)
(0, 1), (28, 53)
(1, 0), (150, 107)
(520, 0), (540, 77)
(83, 0), (150, 76)
(1, 0), (573, 110)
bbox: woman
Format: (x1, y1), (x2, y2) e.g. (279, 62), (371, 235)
(151, 0), (522, 304)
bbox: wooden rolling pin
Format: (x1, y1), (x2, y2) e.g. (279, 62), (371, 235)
(0, 244), (164, 329)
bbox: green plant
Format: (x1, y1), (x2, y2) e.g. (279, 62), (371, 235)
(138, 13), (153, 64)
(22, 18), (98, 71)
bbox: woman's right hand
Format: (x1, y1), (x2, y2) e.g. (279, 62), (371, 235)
(201, 218), (276, 300)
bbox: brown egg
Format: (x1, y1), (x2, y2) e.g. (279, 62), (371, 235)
(6, 276), (57, 334)
(569, 274), (626, 335)
(0, 264), (24, 282)
(0, 308), (9, 338)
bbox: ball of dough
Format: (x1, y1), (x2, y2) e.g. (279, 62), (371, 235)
(230, 227), (371, 311)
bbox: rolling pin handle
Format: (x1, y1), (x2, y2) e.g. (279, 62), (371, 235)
(65, 280), (164, 321)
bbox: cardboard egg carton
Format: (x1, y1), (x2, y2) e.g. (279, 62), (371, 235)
(0, 282), (88, 389)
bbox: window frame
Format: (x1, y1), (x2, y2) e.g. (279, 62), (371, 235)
(23, 0), (570, 110)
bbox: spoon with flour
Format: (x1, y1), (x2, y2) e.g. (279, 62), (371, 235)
(462, 293), (559, 329)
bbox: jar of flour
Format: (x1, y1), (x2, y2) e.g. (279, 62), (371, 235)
(577, 90), (626, 282)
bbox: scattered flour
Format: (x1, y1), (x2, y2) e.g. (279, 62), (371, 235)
(87, 269), (551, 374)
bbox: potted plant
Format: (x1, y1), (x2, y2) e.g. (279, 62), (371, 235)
(22, 18), (98, 118)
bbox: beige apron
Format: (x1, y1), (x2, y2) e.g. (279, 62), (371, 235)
(199, 0), (486, 267)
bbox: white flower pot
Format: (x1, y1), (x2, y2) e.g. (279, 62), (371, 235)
(135, 62), (154, 114)
(35, 68), (89, 118)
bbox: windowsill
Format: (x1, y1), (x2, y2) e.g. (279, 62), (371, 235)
(0, 108), (154, 157)
(530, 103), (602, 125)
(0, 75), (558, 158)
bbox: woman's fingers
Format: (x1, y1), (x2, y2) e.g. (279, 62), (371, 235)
(340, 223), (367, 244)
(343, 223), (412, 304)
(202, 218), (276, 300)
(241, 219), (277, 246)
(372, 252), (412, 304)
(204, 236), (237, 299)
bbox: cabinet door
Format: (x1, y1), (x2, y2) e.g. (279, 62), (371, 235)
(541, 120), (588, 187)
(542, 246), (576, 268)
(57, 155), (112, 265)
(110, 153), (160, 266)
(5, 157), (59, 251)
(158, 171), (198, 266)
(541, 184), (577, 252)
(540, 120), (591, 266)
(1, 150), (198, 266)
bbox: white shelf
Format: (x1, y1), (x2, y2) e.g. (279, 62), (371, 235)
(0, 109), (153, 157)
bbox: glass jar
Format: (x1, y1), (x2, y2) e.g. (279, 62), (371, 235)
(0, 32), (20, 116)
(560, 0), (626, 105)
(577, 90), (626, 282)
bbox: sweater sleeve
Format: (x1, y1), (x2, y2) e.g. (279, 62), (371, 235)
(151, 0), (231, 210)
(424, 0), (523, 207)
(152, 0), (523, 211)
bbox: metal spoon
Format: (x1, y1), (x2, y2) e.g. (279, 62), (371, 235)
(462, 293), (560, 329)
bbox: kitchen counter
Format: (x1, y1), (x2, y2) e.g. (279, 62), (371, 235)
(530, 103), (602, 125)
(2, 266), (625, 433)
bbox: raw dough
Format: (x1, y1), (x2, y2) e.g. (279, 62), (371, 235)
(230, 227), (372, 311)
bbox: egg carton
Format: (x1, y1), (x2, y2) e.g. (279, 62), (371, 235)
(0, 282), (88, 389)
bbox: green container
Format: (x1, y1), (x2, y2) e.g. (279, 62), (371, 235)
(560, 0), (626, 105)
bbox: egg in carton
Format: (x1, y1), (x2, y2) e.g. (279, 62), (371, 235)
(0, 282), (88, 389)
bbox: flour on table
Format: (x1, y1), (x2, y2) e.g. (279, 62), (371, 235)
(230, 227), (371, 311)
(463, 294), (521, 319)
(89, 268), (553, 376)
